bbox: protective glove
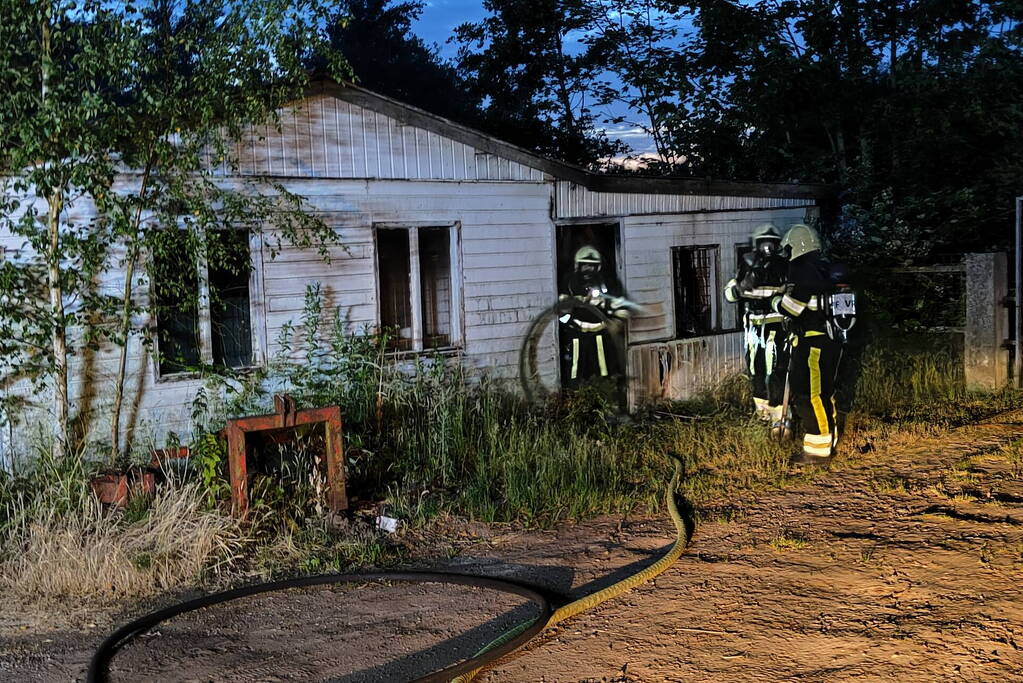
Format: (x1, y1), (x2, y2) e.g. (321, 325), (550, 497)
(738, 270), (757, 294)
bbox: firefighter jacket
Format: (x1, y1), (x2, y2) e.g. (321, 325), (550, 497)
(771, 252), (832, 334)
(559, 273), (630, 332)
(724, 253), (788, 325)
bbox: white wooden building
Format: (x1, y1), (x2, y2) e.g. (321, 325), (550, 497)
(0, 80), (824, 459)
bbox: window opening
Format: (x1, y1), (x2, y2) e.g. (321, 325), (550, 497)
(375, 225), (459, 352)
(419, 227), (451, 349)
(151, 228), (256, 376)
(673, 245), (719, 338)
(209, 230), (253, 368)
(376, 228), (413, 351)
(152, 235), (200, 375)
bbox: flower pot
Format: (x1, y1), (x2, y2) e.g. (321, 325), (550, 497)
(90, 468), (157, 506)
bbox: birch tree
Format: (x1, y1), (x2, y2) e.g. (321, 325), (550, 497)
(0, 0), (344, 461)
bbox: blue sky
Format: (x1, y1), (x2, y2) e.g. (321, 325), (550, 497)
(411, 0), (657, 155)
(412, 0), (489, 51)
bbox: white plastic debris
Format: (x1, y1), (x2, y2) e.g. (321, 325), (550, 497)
(376, 515), (400, 534)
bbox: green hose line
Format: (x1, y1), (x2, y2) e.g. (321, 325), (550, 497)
(450, 454), (688, 682)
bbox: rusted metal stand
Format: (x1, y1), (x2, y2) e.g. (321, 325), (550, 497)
(225, 394), (347, 518)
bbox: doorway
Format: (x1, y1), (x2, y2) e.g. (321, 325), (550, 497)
(554, 222), (625, 392)
(555, 223), (620, 294)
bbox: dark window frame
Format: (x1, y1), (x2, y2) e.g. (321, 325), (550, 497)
(672, 244), (721, 339)
(374, 222), (462, 354)
(151, 227), (263, 380)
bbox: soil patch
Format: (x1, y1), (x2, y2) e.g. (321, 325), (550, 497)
(4, 412), (1023, 681)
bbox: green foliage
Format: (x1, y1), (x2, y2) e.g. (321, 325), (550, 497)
(580, 1), (698, 169)
(455, 0), (627, 166)
(0, 441), (96, 550)
(308, 1), (481, 127)
(0, 0), (347, 460)
(186, 285), (1020, 532)
(456, 0), (1020, 256)
(192, 432), (229, 508)
(854, 343), (964, 415)
(186, 286), (663, 527)
(682, 0), (1023, 257)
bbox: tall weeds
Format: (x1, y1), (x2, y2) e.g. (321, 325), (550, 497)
(853, 341), (965, 415)
(0, 445), (241, 606)
(2, 285), (1017, 607)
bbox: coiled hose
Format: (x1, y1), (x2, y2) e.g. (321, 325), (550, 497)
(86, 571), (554, 683)
(87, 455), (687, 683)
(518, 298), (627, 404)
(90, 299), (688, 682)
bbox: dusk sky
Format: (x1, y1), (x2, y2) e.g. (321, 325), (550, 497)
(411, 0), (657, 155)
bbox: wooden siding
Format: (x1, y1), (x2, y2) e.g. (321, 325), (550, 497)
(555, 181), (813, 218)
(254, 178), (557, 375)
(224, 94), (547, 183)
(622, 207), (818, 344)
(628, 332), (745, 405)
(0, 88), (824, 460)
(0, 177), (564, 461)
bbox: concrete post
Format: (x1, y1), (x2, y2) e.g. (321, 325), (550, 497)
(964, 252), (1008, 391)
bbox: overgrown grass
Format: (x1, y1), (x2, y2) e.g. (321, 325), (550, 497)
(0, 446), (241, 606)
(3, 287), (1021, 608)
(851, 336), (1023, 427)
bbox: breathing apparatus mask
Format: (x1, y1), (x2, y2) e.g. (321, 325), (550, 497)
(756, 238), (780, 259)
(573, 246), (604, 293)
(749, 223), (783, 265)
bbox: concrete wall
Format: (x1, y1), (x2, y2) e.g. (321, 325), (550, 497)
(964, 252), (1009, 391)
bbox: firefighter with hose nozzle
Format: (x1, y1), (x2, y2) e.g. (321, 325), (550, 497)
(559, 245), (632, 392)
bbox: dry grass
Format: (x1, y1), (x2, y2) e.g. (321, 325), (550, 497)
(768, 528), (810, 551)
(1, 482), (241, 606)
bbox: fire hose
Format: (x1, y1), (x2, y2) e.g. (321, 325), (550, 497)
(88, 299), (690, 682)
(87, 456), (686, 683)
(86, 571), (554, 683)
(450, 452), (687, 682)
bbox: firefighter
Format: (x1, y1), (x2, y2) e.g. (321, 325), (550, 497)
(723, 223), (789, 424)
(771, 223), (843, 465)
(559, 245), (631, 393)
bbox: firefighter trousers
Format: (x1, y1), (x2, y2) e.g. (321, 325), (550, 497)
(560, 328), (621, 391)
(746, 321), (788, 420)
(788, 331), (841, 457)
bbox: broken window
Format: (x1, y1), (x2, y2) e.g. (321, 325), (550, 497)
(673, 245), (719, 338)
(376, 225), (459, 352)
(152, 229), (255, 376)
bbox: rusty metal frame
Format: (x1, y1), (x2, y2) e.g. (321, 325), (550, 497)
(225, 394), (347, 517)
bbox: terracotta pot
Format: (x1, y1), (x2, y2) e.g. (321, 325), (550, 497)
(90, 469), (157, 506)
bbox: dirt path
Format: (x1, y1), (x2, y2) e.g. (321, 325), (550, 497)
(3, 412), (1023, 681)
(476, 411), (1023, 682)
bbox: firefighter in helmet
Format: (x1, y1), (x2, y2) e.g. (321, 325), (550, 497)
(724, 223), (790, 424)
(771, 223), (843, 465)
(559, 245), (631, 392)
